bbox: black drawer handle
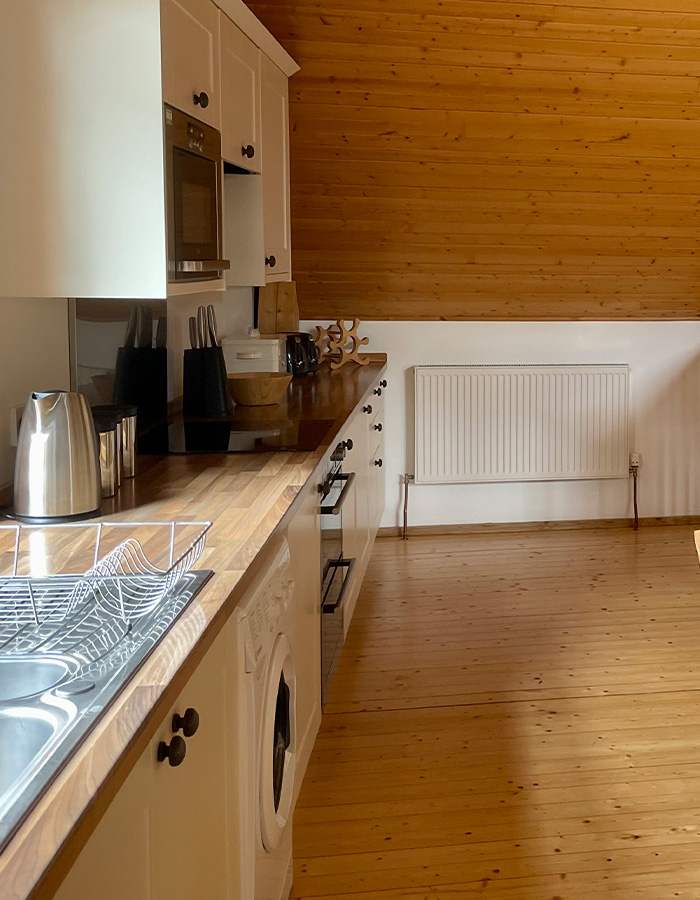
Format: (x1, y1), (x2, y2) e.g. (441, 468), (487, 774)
(373, 388), (382, 396)
(172, 707), (199, 738)
(380, 379), (387, 388)
(374, 458), (383, 467)
(157, 735), (187, 767)
(266, 255), (277, 268)
(363, 404), (372, 414)
(193, 91), (209, 109)
(343, 438), (353, 451)
(320, 472), (356, 515)
(242, 144), (255, 158)
(373, 422), (383, 432)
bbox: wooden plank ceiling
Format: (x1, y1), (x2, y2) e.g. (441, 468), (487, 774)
(248, 0), (700, 320)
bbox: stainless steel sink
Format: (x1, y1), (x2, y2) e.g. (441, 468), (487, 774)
(0, 709), (59, 797)
(0, 656), (76, 703)
(0, 569), (211, 851)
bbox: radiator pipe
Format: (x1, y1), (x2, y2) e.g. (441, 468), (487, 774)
(402, 474), (414, 540)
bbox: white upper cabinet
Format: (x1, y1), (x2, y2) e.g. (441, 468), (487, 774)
(0, 0), (167, 300)
(220, 13), (261, 171)
(261, 56), (292, 282)
(160, 0), (221, 128)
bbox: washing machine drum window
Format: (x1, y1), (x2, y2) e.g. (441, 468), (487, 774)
(273, 673), (291, 812)
(260, 634), (296, 853)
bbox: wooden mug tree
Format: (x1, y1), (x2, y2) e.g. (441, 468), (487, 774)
(313, 318), (369, 370)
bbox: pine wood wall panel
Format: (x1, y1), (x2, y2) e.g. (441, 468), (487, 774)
(247, 0), (700, 320)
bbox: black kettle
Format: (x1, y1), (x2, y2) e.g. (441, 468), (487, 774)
(286, 333), (319, 375)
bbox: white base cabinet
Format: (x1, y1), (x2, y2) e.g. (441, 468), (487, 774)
(54, 632), (230, 900)
(338, 378), (386, 635)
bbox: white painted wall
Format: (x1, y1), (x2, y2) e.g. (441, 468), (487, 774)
(0, 299), (70, 487)
(302, 321), (700, 528)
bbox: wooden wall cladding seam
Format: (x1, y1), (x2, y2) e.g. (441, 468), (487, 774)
(248, 0), (700, 321)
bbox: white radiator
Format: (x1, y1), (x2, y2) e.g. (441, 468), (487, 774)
(414, 365), (630, 484)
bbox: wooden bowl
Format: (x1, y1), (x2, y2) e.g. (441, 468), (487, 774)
(227, 371), (292, 406)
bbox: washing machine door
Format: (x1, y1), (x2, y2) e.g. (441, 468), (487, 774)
(259, 633), (296, 852)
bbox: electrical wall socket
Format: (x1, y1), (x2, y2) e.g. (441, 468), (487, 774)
(9, 403), (25, 448)
(630, 452), (641, 468)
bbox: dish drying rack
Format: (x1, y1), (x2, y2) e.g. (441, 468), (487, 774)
(0, 521), (212, 639)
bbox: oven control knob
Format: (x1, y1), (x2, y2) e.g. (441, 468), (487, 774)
(193, 91), (210, 109)
(172, 708), (199, 738)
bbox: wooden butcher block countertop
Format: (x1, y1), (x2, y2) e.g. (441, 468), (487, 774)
(0, 355), (387, 900)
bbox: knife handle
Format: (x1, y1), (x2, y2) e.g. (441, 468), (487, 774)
(189, 317), (198, 349)
(207, 305), (218, 347)
(197, 307), (207, 348)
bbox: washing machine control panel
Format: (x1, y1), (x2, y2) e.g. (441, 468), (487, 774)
(242, 547), (293, 673)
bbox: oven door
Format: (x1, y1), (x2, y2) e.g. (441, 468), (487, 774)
(165, 105), (230, 282)
(320, 470), (356, 705)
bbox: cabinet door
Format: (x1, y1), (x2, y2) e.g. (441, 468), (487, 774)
(220, 13), (261, 171)
(369, 438), (385, 535)
(261, 56), (292, 282)
(53, 747), (152, 900)
(342, 410), (370, 575)
(150, 634), (229, 900)
(161, 0), (220, 128)
(54, 631), (230, 900)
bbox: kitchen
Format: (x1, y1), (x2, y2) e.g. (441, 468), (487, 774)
(2, 1), (700, 898)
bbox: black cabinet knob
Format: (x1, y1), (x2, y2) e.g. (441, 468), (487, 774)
(374, 458), (383, 467)
(373, 423), (383, 432)
(343, 439), (353, 451)
(265, 255), (277, 268)
(373, 388), (382, 396)
(242, 144), (255, 159)
(363, 404), (372, 414)
(380, 379), (387, 388)
(157, 735), (187, 767)
(193, 91), (210, 109)
(172, 707), (199, 738)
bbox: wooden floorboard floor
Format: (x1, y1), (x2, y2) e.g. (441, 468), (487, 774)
(291, 526), (700, 899)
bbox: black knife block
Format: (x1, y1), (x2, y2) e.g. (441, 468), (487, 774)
(183, 346), (232, 418)
(113, 347), (167, 426)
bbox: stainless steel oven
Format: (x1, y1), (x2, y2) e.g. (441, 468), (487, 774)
(164, 104), (230, 282)
(319, 440), (356, 706)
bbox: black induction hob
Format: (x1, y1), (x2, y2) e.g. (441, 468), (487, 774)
(167, 417), (335, 454)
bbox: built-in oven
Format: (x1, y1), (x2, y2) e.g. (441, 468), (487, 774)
(164, 104), (230, 282)
(319, 440), (356, 706)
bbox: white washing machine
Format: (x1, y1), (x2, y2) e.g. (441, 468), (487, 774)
(235, 537), (297, 900)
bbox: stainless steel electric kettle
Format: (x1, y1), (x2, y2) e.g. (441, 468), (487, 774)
(13, 391), (102, 522)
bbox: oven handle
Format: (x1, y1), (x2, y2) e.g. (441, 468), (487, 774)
(177, 259), (232, 273)
(320, 472), (356, 515)
(322, 557), (357, 613)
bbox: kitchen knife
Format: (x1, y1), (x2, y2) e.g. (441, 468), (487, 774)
(189, 316), (198, 349)
(123, 306), (138, 348)
(197, 306), (207, 348)
(137, 306), (153, 348)
(206, 304), (218, 347)
(155, 316), (167, 349)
